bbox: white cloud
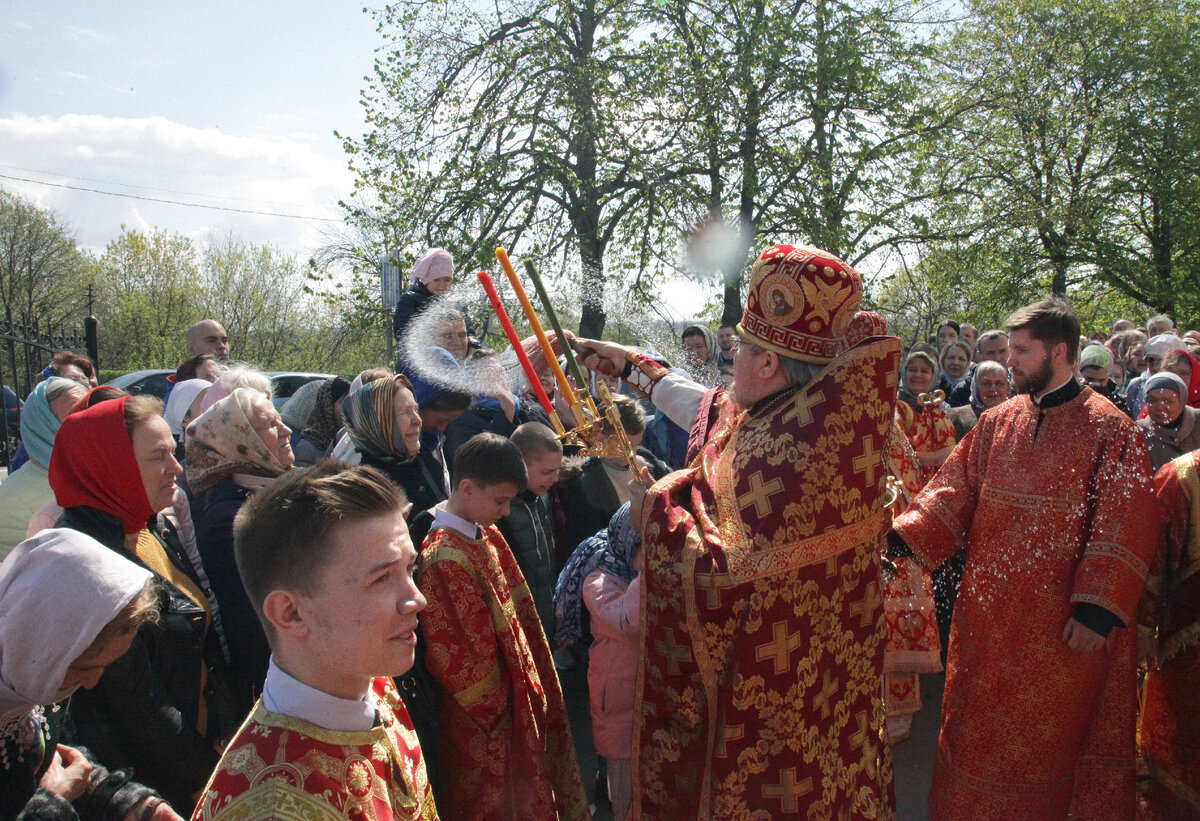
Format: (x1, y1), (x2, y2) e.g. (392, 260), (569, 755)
(58, 71), (89, 82)
(63, 25), (108, 45)
(0, 113), (353, 258)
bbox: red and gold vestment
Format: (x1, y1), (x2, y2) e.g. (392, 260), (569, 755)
(882, 424), (941, 720)
(417, 525), (589, 821)
(894, 389), (1156, 820)
(191, 678), (437, 821)
(631, 338), (901, 820)
(1140, 451), (1200, 818)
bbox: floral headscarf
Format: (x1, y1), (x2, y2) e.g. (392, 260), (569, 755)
(185, 388), (289, 495)
(301, 376), (351, 453)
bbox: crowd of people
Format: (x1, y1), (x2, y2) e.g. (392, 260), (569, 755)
(0, 243), (1195, 821)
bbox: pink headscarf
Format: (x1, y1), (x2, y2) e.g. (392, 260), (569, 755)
(414, 248), (454, 284)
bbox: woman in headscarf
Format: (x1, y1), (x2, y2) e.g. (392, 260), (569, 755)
(0, 378), (88, 558)
(343, 374), (425, 482)
(937, 340), (973, 407)
(162, 379), (212, 462)
(186, 388), (293, 714)
(292, 376), (351, 467)
(0, 529), (181, 821)
(1162, 349), (1200, 409)
(947, 359), (1012, 439)
(896, 349), (956, 485)
(48, 395), (237, 814)
(1138, 372), (1200, 471)
(553, 503), (643, 821)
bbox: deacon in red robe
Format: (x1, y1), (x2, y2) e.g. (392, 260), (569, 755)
(893, 298), (1157, 820)
(1141, 450), (1200, 818)
(418, 505), (589, 821)
(580, 244), (899, 820)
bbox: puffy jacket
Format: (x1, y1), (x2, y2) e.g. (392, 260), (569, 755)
(57, 506), (236, 814)
(497, 491), (558, 638)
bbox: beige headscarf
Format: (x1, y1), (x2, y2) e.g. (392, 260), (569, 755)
(185, 388), (289, 496)
(0, 529), (152, 723)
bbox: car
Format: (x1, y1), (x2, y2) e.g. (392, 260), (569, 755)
(104, 369), (175, 400)
(0, 385), (21, 439)
(267, 372), (336, 410)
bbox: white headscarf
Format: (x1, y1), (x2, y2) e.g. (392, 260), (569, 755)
(0, 529), (152, 722)
(163, 379), (213, 438)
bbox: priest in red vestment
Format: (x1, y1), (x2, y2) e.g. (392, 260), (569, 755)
(1141, 450), (1200, 818)
(892, 297), (1157, 820)
(417, 433), (589, 821)
(579, 244), (900, 820)
(193, 463), (438, 821)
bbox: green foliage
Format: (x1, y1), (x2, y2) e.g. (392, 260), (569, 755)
(0, 188), (92, 329)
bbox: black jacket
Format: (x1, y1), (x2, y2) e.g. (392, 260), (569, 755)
(191, 479), (269, 716)
(442, 402), (551, 470)
(57, 507), (235, 814)
(361, 447), (449, 526)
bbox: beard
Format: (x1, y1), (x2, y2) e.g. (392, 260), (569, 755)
(1012, 354), (1054, 396)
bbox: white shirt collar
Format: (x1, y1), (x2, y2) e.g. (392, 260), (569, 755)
(261, 658), (377, 731)
(431, 502), (481, 540)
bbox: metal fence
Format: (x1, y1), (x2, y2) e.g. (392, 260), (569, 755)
(0, 311), (99, 465)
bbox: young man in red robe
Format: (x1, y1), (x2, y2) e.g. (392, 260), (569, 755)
(578, 244), (900, 820)
(417, 433), (589, 821)
(1141, 449), (1200, 817)
(192, 462), (438, 821)
(891, 297), (1158, 820)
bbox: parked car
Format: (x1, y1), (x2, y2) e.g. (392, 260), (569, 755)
(267, 372), (336, 411)
(104, 369), (175, 399)
(1, 385), (21, 436)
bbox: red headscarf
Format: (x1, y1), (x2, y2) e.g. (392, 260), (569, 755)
(49, 395), (155, 534)
(1170, 348), (1200, 408)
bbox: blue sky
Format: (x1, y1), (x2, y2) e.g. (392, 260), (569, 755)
(0, 1), (379, 255)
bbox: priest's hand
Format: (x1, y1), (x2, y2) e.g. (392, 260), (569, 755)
(1062, 617), (1105, 652)
(575, 338), (631, 379)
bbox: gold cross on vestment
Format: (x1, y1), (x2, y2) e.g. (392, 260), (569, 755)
(852, 436), (881, 485)
(814, 670), (840, 719)
(782, 388), (824, 428)
(696, 571), (732, 609)
(849, 581), (878, 629)
(741, 471), (785, 518)
(755, 620), (804, 674)
(762, 767), (813, 813)
(714, 721), (745, 757)
(654, 628), (692, 676)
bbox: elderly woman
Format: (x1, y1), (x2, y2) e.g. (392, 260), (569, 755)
(186, 388), (293, 714)
(0, 378), (88, 557)
(1162, 349), (1200, 409)
(1139, 373), (1200, 472)
(48, 396), (236, 814)
(946, 360), (1011, 439)
(0, 529), (182, 821)
(342, 375), (424, 480)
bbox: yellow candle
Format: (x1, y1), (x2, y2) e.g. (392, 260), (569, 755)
(495, 248), (575, 403)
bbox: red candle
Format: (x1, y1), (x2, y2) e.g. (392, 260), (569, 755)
(476, 270), (560, 426)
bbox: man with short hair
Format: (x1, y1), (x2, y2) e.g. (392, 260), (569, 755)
(891, 297), (1156, 819)
(974, 329), (1009, 365)
(716, 323), (736, 372)
(579, 244), (899, 819)
(959, 322), (978, 350)
(192, 462), (437, 821)
(185, 320), (230, 363)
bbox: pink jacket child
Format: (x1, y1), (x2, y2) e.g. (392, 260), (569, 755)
(554, 502), (642, 821)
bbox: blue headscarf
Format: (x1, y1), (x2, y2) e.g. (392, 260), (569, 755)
(402, 347), (472, 451)
(553, 502), (640, 647)
(20, 377), (73, 468)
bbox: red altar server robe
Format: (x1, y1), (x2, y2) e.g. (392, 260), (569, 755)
(417, 524), (589, 821)
(192, 677), (437, 821)
(633, 337), (900, 820)
(1141, 451), (1200, 818)
(895, 387), (1156, 820)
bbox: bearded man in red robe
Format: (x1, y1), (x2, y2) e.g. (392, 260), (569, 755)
(579, 244), (900, 820)
(891, 297), (1157, 820)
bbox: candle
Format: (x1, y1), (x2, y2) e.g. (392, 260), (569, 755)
(495, 248), (576, 404)
(522, 258), (591, 393)
(476, 270), (563, 432)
